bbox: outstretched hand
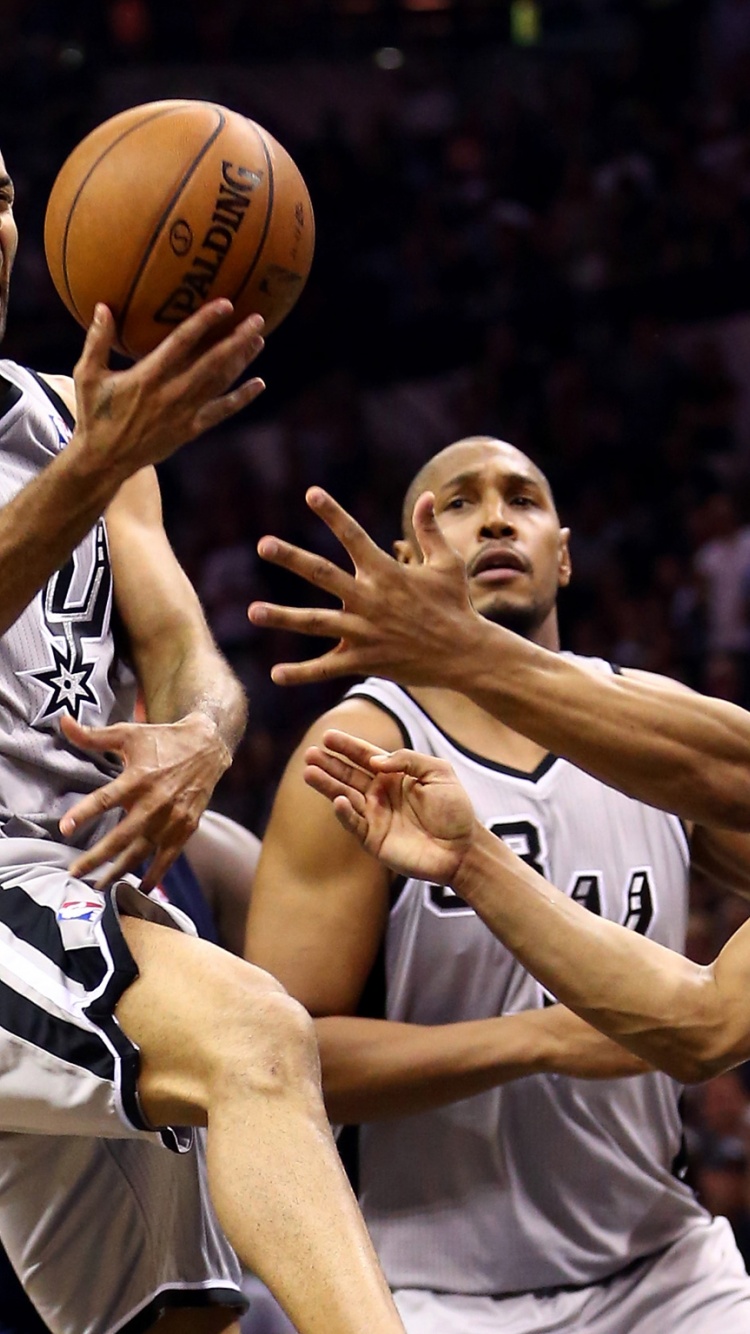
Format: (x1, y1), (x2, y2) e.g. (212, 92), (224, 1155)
(248, 488), (483, 687)
(72, 299), (266, 479)
(59, 711), (231, 890)
(303, 729), (477, 885)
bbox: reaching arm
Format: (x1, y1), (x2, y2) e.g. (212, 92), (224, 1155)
(249, 489), (750, 828)
(61, 465), (247, 889)
(246, 701), (647, 1126)
(0, 300), (264, 639)
(305, 730), (749, 1085)
(317, 1006), (648, 1122)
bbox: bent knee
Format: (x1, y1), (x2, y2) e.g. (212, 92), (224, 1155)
(117, 919), (317, 1119)
(213, 972), (320, 1099)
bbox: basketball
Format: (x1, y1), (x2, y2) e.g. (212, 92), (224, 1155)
(43, 99), (315, 359)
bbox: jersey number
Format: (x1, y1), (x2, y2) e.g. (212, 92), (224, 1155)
(428, 818), (655, 939)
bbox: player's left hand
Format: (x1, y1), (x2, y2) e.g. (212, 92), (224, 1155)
(59, 711), (231, 890)
(304, 729), (476, 885)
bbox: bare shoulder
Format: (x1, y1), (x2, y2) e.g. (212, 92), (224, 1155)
(301, 693), (406, 754)
(38, 373), (76, 419)
(258, 693), (403, 871)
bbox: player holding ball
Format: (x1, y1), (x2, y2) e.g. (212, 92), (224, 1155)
(0, 105), (405, 1334)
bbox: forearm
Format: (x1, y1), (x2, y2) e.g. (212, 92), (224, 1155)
(452, 824), (729, 1083)
(0, 433), (127, 636)
(316, 1007), (648, 1123)
(139, 637), (247, 759)
(445, 624), (750, 827)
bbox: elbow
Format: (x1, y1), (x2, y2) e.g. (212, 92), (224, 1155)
(661, 1047), (727, 1085)
(682, 757), (750, 830)
(645, 969), (737, 1084)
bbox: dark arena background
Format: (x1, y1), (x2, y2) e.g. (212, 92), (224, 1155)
(3, 0), (750, 1277)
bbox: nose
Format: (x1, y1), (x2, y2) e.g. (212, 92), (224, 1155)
(478, 496), (516, 538)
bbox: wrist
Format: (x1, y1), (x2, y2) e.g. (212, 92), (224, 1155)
(452, 821), (502, 905)
(180, 708), (234, 773)
(64, 427), (132, 499)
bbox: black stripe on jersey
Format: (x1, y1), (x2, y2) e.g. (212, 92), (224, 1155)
(0, 378), (22, 422)
(0, 884), (107, 991)
(119, 1285), (247, 1334)
(0, 976), (114, 1081)
(27, 370), (75, 432)
(83, 888), (152, 1139)
(403, 689), (559, 780)
(88, 886), (193, 1151)
(344, 691), (415, 749)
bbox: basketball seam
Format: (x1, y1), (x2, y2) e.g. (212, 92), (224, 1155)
(228, 125), (275, 309)
(59, 103), (193, 327)
(116, 107), (227, 357)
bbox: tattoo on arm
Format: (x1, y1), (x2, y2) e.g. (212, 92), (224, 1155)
(93, 386), (115, 420)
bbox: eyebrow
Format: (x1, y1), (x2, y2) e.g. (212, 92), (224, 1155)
(439, 468), (547, 494)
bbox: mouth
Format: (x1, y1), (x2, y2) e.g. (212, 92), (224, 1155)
(469, 545), (530, 583)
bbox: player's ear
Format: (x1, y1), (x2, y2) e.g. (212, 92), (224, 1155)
(393, 538), (418, 565)
(558, 527), (572, 588)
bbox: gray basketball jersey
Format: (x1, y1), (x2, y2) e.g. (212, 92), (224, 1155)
(0, 361), (136, 845)
(346, 663), (708, 1295)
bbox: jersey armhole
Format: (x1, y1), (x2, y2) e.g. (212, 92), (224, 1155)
(345, 690), (415, 750)
(27, 370), (75, 433)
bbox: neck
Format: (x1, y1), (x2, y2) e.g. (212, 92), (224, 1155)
(484, 605), (561, 653)
(528, 614), (560, 653)
(407, 606), (562, 771)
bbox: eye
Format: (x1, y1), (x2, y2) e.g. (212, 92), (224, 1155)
(444, 495), (468, 511)
(511, 494), (536, 508)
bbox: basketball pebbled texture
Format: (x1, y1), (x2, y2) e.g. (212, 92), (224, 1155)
(44, 99), (315, 359)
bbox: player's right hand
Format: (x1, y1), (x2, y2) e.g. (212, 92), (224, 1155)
(248, 487), (484, 687)
(71, 300), (265, 476)
(303, 728), (476, 886)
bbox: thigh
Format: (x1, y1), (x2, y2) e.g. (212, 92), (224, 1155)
(114, 907), (290, 1130)
(0, 1129), (246, 1334)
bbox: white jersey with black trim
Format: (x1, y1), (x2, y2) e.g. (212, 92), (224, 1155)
(346, 659), (708, 1296)
(0, 360), (136, 846)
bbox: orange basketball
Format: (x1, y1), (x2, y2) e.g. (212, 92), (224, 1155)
(44, 100), (315, 359)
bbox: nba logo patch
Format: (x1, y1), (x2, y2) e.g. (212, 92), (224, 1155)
(57, 898), (103, 923)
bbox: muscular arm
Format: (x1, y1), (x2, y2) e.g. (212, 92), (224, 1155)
(452, 822), (748, 1084)
(448, 650), (750, 829)
(251, 490), (750, 829)
(246, 700), (647, 1126)
(317, 1007), (648, 1122)
(306, 731), (746, 1086)
(106, 468), (246, 753)
(63, 465), (247, 886)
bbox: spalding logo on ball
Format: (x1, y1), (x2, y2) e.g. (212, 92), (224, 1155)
(44, 99), (315, 359)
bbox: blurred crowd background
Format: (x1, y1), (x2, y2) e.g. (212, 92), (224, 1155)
(3, 0), (750, 1264)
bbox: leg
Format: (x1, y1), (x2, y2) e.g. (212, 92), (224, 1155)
(116, 917), (404, 1334)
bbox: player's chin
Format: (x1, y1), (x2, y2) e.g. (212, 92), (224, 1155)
(472, 587), (529, 620)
